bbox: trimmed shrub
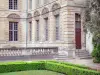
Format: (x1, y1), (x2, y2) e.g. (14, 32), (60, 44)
(0, 61), (100, 75)
(44, 62), (100, 75)
(0, 61), (45, 73)
(45, 60), (88, 69)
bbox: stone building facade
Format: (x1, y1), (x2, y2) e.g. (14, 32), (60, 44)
(0, 0), (88, 57)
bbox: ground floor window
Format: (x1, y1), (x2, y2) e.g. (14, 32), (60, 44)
(9, 22), (18, 41)
(44, 18), (48, 41)
(36, 20), (39, 41)
(55, 15), (60, 40)
(29, 22), (32, 41)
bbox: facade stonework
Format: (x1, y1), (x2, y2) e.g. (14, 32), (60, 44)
(0, 0), (88, 57)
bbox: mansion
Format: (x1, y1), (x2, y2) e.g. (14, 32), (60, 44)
(0, 0), (92, 58)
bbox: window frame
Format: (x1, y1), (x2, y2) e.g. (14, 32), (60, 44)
(55, 15), (60, 41)
(9, 0), (18, 10)
(44, 18), (48, 41)
(36, 20), (40, 41)
(9, 22), (18, 41)
(29, 22), (32, 41)
(29, 0), (32, 10)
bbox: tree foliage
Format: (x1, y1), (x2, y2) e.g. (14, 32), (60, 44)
(85, 0), (100, 63)
(85, 0), (100, 45)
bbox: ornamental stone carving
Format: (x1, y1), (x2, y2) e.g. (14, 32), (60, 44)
(52, 3), (61, 16)
(42, 7), (49, 18)
(28, 13), (32, 22)
(34, 10), (40, 20)
(7, 13), (20, 22)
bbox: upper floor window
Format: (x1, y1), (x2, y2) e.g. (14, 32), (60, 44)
(36, 0), (40, 7)
(9, 0), (18, 10)
(9, 22), (18, 41)
(44, 0), (49, 4)
(29, 0), (32, 10)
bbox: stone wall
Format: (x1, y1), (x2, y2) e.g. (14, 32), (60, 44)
(0, 0), (87, 57)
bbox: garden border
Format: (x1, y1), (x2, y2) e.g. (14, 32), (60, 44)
(0, 61), (99, 75)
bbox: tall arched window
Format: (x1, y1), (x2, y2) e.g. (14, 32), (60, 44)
(29, 0), (32, 10)
(28, 13), (32, 41)
(34, 11), (40, 41)
(42, 7), (49, 41)
(36, 0), (40, 7)
(44, 0), (49, 4)
(7, 13), (20, 41)
(52, 3), (61, 41)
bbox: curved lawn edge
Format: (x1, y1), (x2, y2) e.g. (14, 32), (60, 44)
(0, 70), (65, 75)
(0, 61), (99, 75)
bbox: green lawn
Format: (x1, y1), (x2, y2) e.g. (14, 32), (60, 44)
(0, 70), (65, 75)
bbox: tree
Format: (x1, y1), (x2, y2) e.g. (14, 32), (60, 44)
(85, 0), (100, 63)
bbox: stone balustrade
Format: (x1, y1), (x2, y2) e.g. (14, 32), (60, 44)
(0, 47), (58, 56)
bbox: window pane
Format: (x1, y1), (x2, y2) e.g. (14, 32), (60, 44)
(9, 31), (13, 41)
(9, 0), (13, 9)
(14, 22), (18, 30)
(14, 31), (18, 41)
(9, 22), (13, 30)
(14, 0), (18, 9)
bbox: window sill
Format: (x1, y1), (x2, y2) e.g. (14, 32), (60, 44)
(8, 9), (19, 12)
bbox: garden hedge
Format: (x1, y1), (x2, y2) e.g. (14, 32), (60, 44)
(0, 61), (45, 73)
(45, 60), (88, 69)
(44, 62), (100, 75)
(0, 61), (99, 75)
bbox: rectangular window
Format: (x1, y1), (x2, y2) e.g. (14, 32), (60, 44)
(55, 15), (60, 40)
(9, 0), (18, 10)
(9, 22), (18, 41)
(44, 0), (49, 4)
(45, 18), (48, 41)
(36, 20), (39, 41)
(36, 0), (40, 7)
(29, 22), (32, 41)
(29, 0), (32, 10)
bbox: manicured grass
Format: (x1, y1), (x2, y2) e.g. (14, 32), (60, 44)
(0, 70), (65, 75)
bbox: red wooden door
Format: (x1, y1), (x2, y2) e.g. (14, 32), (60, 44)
(75, 14), (81, 49)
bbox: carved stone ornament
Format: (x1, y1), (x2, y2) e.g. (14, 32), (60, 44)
(42, 7), (49, 18)
(52, 3), (61, 15)
(34, 10), (40, 20)
(34, 11), (40, 17)
(52, 3), (61, 16)
(7, 13), (20, 22)
(28, 13), (32, 22)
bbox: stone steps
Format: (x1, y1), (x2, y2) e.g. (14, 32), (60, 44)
(75, 50), (92, 59)
(54, 54), (68, 60)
